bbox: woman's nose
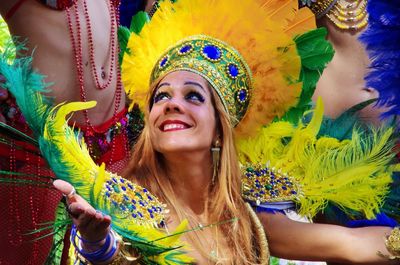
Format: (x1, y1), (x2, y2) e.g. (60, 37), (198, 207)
(164, 98), (184, 114)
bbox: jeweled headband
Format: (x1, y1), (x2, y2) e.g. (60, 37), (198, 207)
(150, 35), (252, 126)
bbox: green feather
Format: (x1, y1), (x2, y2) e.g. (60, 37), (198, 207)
(0, 121), (38, 146)
(118, 11), (150, 65)
(0, 47), (53, 138)
(44, 201), (71, 265)
(281, 28), (334, 124)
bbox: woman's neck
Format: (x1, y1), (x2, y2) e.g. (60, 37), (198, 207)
(163, 151), (213, 214)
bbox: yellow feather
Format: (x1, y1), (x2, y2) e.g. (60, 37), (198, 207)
(238, 99), (397, 219)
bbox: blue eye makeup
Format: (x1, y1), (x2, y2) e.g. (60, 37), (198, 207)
(153, 91), (170, 103)
(185, 91), (205, 103)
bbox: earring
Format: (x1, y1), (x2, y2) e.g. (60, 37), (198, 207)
(211, 139), (221, 185)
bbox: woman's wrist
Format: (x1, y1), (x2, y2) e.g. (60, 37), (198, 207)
(378, 227), (400, 260)
(71, 225), (120, 264)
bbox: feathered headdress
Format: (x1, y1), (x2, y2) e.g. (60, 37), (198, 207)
(122, 0), (318, 138)
(359, 0), (400, 118)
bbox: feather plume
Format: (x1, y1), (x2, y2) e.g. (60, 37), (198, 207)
(238, 98), (398, 219)
(0, 47), (193, 263)
(281, 28), (334, 124)
(359, 0), (400, 117)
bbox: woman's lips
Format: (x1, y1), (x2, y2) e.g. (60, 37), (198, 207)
(159, 120), (192, 132)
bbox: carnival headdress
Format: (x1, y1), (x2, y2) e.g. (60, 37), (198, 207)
(122, 0), (317, 137)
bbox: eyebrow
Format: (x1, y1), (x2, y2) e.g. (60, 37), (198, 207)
(156, 81), (205, 91)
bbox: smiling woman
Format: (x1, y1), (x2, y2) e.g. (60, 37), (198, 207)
(42, 0), (400, 264)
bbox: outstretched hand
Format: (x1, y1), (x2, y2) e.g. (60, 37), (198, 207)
(53, 179), (112, 245)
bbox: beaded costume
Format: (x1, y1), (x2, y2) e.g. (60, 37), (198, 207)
(299, 0), (368, 30)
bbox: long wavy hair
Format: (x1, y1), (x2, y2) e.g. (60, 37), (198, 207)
(123, 74), (262, 264)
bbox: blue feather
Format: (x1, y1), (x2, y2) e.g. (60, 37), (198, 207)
(119, 0), (145, 28)
(359, 0), (400, 118)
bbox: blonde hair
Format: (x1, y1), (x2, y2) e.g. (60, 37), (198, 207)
(123, 77), (263, 264)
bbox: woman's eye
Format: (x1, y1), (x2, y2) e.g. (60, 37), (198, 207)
(153, 92), (170, 103)
(185, 91), (205, 103)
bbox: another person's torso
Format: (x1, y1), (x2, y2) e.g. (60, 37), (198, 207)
(312, 17), (383, 125)
(0, 0), (125, 126)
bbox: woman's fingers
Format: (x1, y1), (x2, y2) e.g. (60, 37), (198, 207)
(53, 179), (112, 242)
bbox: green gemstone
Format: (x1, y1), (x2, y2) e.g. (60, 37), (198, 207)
(113, 185), (120, 193)
(246, 167), (254, 172)
(265, 184), (272, 190)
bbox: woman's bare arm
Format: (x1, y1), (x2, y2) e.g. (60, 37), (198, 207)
(258, 211), (397, 264)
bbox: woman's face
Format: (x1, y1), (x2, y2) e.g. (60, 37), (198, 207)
(149, 71), (217, 156)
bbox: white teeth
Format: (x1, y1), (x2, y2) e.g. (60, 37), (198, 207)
(163, 123), (186, 131)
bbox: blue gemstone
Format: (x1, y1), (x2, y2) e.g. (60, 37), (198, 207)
(282, 186), (287, 190)
(179, 44), (192, 53)
(127, 183), (133, 190)
(121, 186), (126, 191)
(143, 188), (148, 193)
(238, 89), (247, 102)
(123, 195), (129, 201)
(129, 204), (136, 210)
(148, 209), (153, 214)
(228, 64), (239, 77)
(131, 199), (136, 204)
(147, 195), (153, 201)
(138, 212), (143, 218)
(120, 178), (125, 183)
(120, 205), (126, 211)
(131, 213), (137, 218)
(105, 192), (110, 197)
(291, 191), (297, 195)
(160, 56), (168, 67)
(203, 45), (221, 60)
(160, 220), (165, 227)
(112, 177), (118, 183)
(150, 213), (154, 219)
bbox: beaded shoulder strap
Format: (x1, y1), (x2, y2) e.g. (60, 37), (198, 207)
(246, 203), (270, 264)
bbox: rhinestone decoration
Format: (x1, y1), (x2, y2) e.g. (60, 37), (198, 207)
(237, 88), (248, 103)
(178, 44), (193, 55)
(101, 173), (166, 226)
(227, 63), (239, 79)
(159, 55), (169, 68)
(201, 44), (222, 61)
(242, 163), (300, 204)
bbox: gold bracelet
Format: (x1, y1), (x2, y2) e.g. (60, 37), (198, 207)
(378, 227), (400, 260)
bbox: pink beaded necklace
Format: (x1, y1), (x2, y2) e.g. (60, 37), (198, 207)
(65, 0), (124, 161)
